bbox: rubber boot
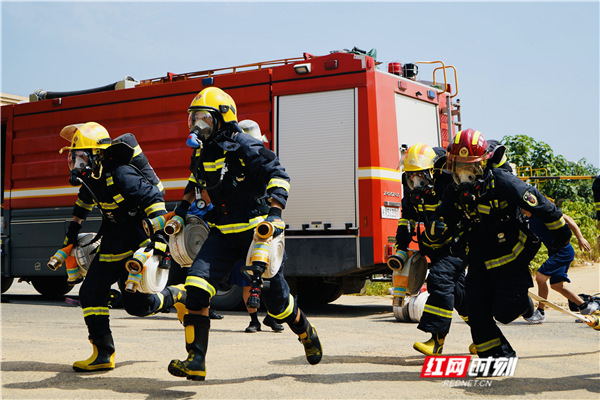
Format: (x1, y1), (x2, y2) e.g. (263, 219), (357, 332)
(168, 314), (209, 381)
(73, 334), (115, 372)
(298, 323), (323, 365)
(263, 315), (284, 332)
(468, 343), (477, 355)
(166, 284), (187, 324)
(413, 333), (445, 356)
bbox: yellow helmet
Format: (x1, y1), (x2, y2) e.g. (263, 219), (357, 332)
(401, 143), (437, 172)
(59, 122), (112, 155)
(188, 87), (237, 124)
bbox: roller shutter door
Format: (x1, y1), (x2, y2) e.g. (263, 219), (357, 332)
(275, 89), (357, 231)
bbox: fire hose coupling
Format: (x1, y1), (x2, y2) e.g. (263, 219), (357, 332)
(48, 244), (74, 270)
(165, 216), (185, 236)
(255, 221), (276, 240)
(125, 248), (153, 275)
(143, 211), (175, 236)
(387, 249), (408, 271)
(125, 272), (143, 293)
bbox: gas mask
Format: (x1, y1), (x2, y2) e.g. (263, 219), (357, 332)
(68, 150), (97, 186)
(405, 170), (435, 206)
(406, 170), (433, 191)
(452, 162), (488, 208)
(187, 110), (217, 148)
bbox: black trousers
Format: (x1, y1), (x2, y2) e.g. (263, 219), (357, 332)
(186, 227), (294, 320)
(465, 262), (533, 358)
(418, 255), (468, 335)
(79, 257), (170, 340)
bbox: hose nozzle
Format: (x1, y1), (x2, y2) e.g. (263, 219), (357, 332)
(47, 244), (74, 270)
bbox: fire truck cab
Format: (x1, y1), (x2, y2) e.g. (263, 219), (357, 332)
(1, 48), (459, 308)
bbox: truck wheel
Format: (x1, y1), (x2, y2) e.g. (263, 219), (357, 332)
(210, 283), (244, 311)
(1, 277), (14, 293)
(294, 277), (344, 307)
(31, 276), (74, 298)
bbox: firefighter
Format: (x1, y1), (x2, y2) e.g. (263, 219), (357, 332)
(390, 143), (469, 356)
(423, 129), (571, 358)
(59, 122), (186, 372)
(168, 87), (322, 381)
(237, 119), (284, 333)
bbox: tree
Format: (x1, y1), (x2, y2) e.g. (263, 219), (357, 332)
(501, 135), (599, 266)
(501, 135), (598, 203)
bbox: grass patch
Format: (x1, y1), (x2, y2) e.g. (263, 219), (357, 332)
(360, 280), (392, 296)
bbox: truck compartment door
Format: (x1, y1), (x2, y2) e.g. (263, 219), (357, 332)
(395, 94), (440, 148)
(275, 88), (357, 231)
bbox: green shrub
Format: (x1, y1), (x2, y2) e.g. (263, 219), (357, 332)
(362, 280), (392, 296)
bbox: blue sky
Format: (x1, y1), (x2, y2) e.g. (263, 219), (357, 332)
(2, 1), (599, 168)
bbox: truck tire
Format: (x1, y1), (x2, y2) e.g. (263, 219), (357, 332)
(210, 284), (244, 311)
(294, 277), (344, 307)
(1, 277), (14, 293)
(31, 276), (74, 298)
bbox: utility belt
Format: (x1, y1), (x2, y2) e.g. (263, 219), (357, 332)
(211, 197), (270, 217)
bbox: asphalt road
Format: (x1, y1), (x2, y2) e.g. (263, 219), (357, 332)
(1, 268), (599, 400)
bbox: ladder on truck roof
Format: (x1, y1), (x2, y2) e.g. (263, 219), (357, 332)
(137, 55), (312, 86)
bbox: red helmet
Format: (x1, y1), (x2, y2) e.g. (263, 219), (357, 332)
(447, 129), (488, 164)
(447, 129), (490, 187)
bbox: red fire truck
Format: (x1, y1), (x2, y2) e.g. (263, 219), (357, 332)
(1, 48), (460, 308)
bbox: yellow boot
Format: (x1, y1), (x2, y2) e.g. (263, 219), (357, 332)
(413, 333), (445, 356)
(167, 284), (188, 324)
(468, 343), (477, 355)
(73, 335), (115, 372)
(298, 323), (323, 365)
(168, 314), (209, 381)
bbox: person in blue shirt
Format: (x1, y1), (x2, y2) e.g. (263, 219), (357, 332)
(523, 206), (597, 323)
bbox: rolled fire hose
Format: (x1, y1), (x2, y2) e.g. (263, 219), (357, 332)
(125, 248), (169, 294)
(73, 232), (101, 275)
(245, 232), (285, 279)
(393, 291), (429, 322)
(405, 252), (428, 296)
(169, 215), (209, 267)
(391, 251), (428, 309)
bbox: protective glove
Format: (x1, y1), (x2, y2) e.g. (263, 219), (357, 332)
(265, 207), (285, 237)
(424, 218), (449, 243)
(174, 200), (192, 220)
(145, 231), (168, 256)
(63, 221), (82, 246)
(549, 223), (572, 251)
(421, 218), (453, 255)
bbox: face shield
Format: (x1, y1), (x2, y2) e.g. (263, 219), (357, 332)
(405, 170), (433, 191)
(451, 161), (485, 186)
(188, 110), (216, 141)
(67, 150), (94, 185)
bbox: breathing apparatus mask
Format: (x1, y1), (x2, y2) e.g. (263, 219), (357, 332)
(405, 169), (435, 206)
(67, 149), (100, 186)
(187, 110), (217, 148)
(451, 161), (489, 207)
